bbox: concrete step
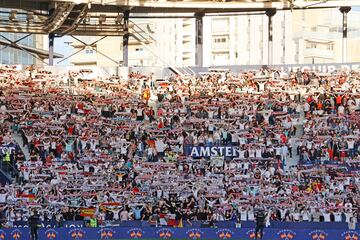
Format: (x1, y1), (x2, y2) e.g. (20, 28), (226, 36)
(12, 132), (30, 161)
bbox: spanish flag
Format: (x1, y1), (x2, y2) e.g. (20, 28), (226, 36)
(17, 193), (36, 200)
(100, 202), (120, 206)
(80, 208), (96, 217)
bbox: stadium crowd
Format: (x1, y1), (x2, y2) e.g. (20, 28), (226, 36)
(0, 65), (359, 229)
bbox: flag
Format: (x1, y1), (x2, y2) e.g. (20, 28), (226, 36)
(80, 208), (96, 217)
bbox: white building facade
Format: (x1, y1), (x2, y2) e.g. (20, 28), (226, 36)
(69, 9), (360, 67)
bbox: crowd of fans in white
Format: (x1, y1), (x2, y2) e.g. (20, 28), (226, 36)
(0, 65), (359, 229)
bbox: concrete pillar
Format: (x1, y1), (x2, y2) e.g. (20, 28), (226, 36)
(202, 16), (212, 67)
(123, 10), (130, 67)
(340, 7), (351, 63)
(48, 6), (55, 66)
(266, 9), (276, 65)
(195, 13), (204, 67)
(48, 33), (55, 66)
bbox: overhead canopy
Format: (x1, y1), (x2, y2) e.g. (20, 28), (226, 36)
(0, 38), (63, 59)
(0, 0), (359, 36)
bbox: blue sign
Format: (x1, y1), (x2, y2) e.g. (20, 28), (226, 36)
(0, 143), (19, 155)
(0, 226), (357, 240)
(184, 145), (240, 157)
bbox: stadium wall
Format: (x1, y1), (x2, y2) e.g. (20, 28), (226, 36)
(1, 226), (359, 240)
(6, 62), (359, 81)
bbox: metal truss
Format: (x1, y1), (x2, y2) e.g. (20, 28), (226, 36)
(0, 33), (60, 65)
(0, 0), (357, 37)
(0, 0), (357, 66)
(57, 35), (119, 65)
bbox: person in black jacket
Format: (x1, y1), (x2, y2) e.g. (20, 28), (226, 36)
(28, 211), (40, 240)
(254, 208), (267, 240)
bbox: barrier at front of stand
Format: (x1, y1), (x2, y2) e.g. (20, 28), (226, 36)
(0, 227), (359, 240)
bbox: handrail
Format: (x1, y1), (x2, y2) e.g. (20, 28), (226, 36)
(130, 33), (183, 76)
(129, 20), (157, 43)
(129, 20), (189, 77)
(183, 66), (196, 76)
(131, 28), (150, 43)
(0, 158), (17, 183)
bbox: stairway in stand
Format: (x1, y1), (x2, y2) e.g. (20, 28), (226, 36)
(0, 130), (30, 185)
(12, 131), (30, 161)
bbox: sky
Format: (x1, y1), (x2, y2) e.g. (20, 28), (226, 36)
(54, 35), (73, 65)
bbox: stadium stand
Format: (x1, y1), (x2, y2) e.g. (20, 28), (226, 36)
(0, 65), (359, 240)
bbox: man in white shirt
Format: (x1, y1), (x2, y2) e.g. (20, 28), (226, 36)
(321, 209), (331, 222)
(239, 207), (247, 221)
(333, 210), (342, 222)
(0, 190), (7, 203)
(303, 102), (310, 114)
(275, 146), (281, 159)
(338, 105), (345, 115)
(120, 209), (129, 221)
(347, 138), (355, 158)
(155, 139), (167, 158)
(301, 209), (310, 221)
(291, 210), (300, 221)
(344, 210), (354, 223)
(281, 145), (288, 163)
(348, 217), (357, 230)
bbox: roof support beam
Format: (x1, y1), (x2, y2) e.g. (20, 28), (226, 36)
(44, 2), (75, 33)
(59, 4), (89, 36)
(0, 33), (48, 65)
(54, 0), (360, 10)
(58, 35), (119, 65)
(123, 9), (130, 67)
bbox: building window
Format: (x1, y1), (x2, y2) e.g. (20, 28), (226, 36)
(212, 18), (229, 33)
(135, 48), (144, 51)
(306, 41), (317, 49)
(327, 44), (334, 51)
(85, 49), (94, 54)
(213, 36), (228, 44)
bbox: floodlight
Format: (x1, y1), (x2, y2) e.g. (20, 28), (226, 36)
(115, 14), (123, 25)
(9, 10), (17, 21)
(99, 14), (106, 24)
(26, 12), (34, 22)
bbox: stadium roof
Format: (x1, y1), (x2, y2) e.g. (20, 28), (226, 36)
(0, 0), (357, 65)
(0, 0), (358, 36)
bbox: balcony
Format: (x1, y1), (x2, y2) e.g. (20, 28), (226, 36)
(212, 43), (229, 52)
(212, 29), (230, 36)
(303, 48), (334, 59)
(294, 31), (339, 42)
